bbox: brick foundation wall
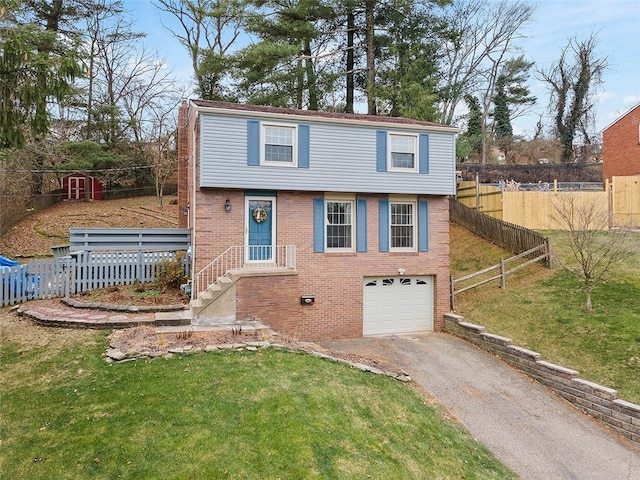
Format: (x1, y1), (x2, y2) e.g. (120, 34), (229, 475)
(603, 104), (640, 181)
(236, 275), (302, 337)
(193, 189), (451, 341)
(444, 313), (640, 446)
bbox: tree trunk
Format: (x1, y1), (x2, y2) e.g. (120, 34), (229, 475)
(304, 40), (318, 110)
(365, 0), (376, 115)
(585, 285), (593, 311)
(345, 9), (355, 113)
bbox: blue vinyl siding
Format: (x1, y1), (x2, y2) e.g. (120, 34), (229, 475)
(247, 120), (260, 166)
(418, 200), (428, 252)
(298, 124), (310, 168)
(356, 199), (367, 252)
(376, 131), (387, 172)
(199, 113), (456, 195)
(378, 200), (389, 252)
(313, 198), (325, 253)
(419, 134), (429, 174)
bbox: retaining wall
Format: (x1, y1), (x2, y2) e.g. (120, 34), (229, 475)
(444, 313), (640, 446)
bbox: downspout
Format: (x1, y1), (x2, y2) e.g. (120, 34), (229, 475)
(190, 103), (198, 300)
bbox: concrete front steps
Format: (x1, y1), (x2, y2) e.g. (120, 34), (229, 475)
(191, 268), (297, 324)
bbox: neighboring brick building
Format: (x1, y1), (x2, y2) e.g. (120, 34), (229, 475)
(177, 100), (458, 340)
(603, 102), (640, 181)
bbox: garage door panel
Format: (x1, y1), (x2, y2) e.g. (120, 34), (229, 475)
(363, 276), (434, 336)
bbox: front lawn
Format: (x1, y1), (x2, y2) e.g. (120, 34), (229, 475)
(451, 224), (640, 404)
(0, 314), (515, 480)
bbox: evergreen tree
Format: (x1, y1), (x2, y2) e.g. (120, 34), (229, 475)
(375, 0), (440, 121)
(493, 77), (512, 138)
(0, 0), (84, 149)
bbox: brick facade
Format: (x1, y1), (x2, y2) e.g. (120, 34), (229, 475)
(193, 188), (450, 340)
(603, 103), (640, 181)
(179, 101), (454, 341)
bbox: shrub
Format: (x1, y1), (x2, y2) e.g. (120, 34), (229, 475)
(155, 251), (188, 290)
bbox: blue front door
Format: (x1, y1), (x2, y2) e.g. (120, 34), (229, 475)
(247, 198), (274, 261)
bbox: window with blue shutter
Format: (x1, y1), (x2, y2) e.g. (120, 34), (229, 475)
(248, 120), (310, 168)
(378, 200), (389, 252)
(357, 199), (367, 252)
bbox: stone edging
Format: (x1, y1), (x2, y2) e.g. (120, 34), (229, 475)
(444, 312), (640, 446)
(105, 341), (413, 383)
(62, 297), (187, 313)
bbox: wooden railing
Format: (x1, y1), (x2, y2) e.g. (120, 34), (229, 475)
(450, 198), (550, 259)
(193, 245), (296, 299)
(450, 243), (551, 309)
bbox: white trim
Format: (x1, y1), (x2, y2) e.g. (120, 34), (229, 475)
(324, 195), (355, 252)
(244, 196), (277, 263)
(261, 122), (298, 167)
(388, 132), (418, 172)
(389, 198), (417, 252)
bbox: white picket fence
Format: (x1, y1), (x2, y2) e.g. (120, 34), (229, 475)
(0, 251), (177, 307)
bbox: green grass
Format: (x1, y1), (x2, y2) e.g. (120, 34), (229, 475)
(0, 319), (515, 480)
(451, 224), (640, 404)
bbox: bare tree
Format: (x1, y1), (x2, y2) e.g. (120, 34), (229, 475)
(437, 0), (535, 131)
(553, 194), (637, 311)
(153, 0), (245, 98)
(539, 34), (607, 163)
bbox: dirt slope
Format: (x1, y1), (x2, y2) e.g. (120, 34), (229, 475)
(1, 196), (179, 259)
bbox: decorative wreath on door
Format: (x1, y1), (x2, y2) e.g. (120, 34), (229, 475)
(252, 207), (268, 223)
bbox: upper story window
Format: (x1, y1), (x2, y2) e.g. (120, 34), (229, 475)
(390, 201), (416, 250)
(389, 134), (417, 171)
(262, 124), (297, 166)
(326, 199), (354, 251)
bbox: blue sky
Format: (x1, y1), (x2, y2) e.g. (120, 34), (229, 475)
(126, 0), (639, 137)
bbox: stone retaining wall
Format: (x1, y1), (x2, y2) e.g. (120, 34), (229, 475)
(444, 313), (640, 446)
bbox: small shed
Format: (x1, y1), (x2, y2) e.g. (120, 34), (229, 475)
(62, 172), (103, 201)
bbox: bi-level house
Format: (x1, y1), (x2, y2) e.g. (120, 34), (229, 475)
(177, 100), (457, 340)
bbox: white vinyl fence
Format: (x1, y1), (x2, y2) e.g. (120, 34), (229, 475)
(1, 251), (177, 307)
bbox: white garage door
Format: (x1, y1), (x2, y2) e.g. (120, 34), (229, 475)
(363, 276), (434, 336)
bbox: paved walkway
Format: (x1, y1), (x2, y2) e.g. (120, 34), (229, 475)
(322, 334), (640, 480)
(17, 299), (159, 328)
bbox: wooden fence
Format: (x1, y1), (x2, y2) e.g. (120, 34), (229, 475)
(0, 251), (177, 307)
(69, 228), (190, 251)
(450, 199), (551, 259)
(456, 181), (503, 218)
(459, 176), (640, 229)
(451, 243), (550, 309)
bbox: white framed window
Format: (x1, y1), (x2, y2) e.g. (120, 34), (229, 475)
(325, 198), (354, 251)
(262, 123), (297, 166)
(389, 133), (418, 171)
(390, 200), (416, 251)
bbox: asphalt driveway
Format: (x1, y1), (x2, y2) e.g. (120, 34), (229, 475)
(321, 333), (640, 480)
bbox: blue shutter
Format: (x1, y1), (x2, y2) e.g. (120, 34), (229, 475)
(247, 120), (260, 166)
(298, 124), (310, 168)
(379, 200), (389, 252)
(376, 130), (387, 172)
(419, 134), (429, 174)
(356, 199), (367, 252)
(418, 201), (428, 252)
(313, 198), (324, 253)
